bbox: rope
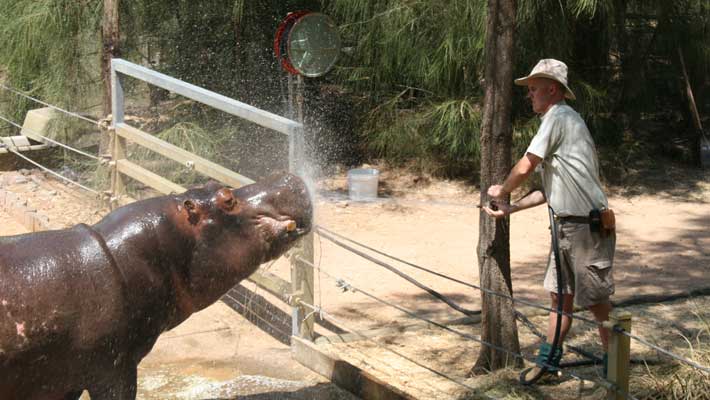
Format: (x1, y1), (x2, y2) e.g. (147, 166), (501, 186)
(316, 225), (599, 326)
(0, 113), (100, 161)
(0, 83), (99, 125)
(4, 148), (100, 195)
(314, 228), (480, 318)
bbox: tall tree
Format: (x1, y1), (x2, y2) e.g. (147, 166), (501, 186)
(101, 0), (120, 119)
(100, 0), (120, 156)
(471, 0), (521, 374)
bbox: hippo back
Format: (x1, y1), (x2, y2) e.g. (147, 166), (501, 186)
(0, 225), (131, 396)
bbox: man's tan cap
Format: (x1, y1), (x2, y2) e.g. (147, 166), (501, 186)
(514, 58), (576, 100)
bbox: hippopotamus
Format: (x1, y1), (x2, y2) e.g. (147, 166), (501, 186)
(0, 173), (312, 400)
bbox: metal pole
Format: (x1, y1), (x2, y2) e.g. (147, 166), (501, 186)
(109, 62), (126, 209)
(606, 312), (632, 400)
(289, 74), (314, 341)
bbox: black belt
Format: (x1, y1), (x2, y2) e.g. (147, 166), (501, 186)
(556, 215), (589, 224)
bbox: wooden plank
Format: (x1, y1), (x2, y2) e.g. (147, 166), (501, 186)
(20, 107), (57, 143)
(116, 159), (185, 194)
(0, 144), (49, 154)
(115, 123), (254, 187)
(291, 336), (416, 400)
(246, 268), (293, 305)
(112, 59), (300, 136)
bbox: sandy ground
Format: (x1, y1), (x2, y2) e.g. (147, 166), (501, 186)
(1, 165), (709, 399)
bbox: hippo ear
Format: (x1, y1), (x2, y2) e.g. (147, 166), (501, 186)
(215, 188), (236, 212)
(183, 199), (201, 225)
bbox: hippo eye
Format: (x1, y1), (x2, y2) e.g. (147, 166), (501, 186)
(216, 188), (236, 211)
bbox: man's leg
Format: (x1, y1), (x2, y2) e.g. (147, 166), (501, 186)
(547, 293), (575, 344)
(587, 301), (612, 350)
(521, 292), (575, 383)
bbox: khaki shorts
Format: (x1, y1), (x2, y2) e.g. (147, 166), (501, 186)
(543, 221), (616, 308)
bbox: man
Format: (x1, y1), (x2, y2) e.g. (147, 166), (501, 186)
(483, 59), (615, 381)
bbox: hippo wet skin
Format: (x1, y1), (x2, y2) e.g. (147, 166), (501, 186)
(0, 173), (312, 400)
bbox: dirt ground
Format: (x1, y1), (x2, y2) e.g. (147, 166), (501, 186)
(1, 164), (709, 399)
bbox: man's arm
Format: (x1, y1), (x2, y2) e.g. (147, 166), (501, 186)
(483, 189), (546, 219)
(488, 152), (543, 199)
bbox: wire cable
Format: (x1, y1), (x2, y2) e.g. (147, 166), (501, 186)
(316, 225), (599, 326)
(297, 256), (553, 370)
(4, 147), (100, 195)
(298, 260), (640, 399)
(0, 83), (99, 125)
(0, 113), (100, 161)
(317, 225), (710, 376)
(613, 326), (710, 374)
(315, 227), (480, 318)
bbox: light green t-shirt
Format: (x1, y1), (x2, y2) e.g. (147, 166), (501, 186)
(526, 102), (608, 216)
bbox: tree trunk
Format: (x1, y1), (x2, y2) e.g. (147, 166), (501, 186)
(101, 0), (120, 155)
(470, 0), (522, 375)
(678, 48), (704, 167)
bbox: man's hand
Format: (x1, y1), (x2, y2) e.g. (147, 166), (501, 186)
(483, 202), (512, 219)
(487, 184), (508, 200)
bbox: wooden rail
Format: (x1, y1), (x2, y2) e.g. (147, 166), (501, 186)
(115, 123), (253, 188)
(109, 58), (313, 343)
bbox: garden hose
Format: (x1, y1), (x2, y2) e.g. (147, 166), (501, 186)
(519, 205), (564, 385)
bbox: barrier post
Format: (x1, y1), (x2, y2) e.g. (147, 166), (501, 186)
(607, 311), (632, 400)
(109, 64), (126, 209)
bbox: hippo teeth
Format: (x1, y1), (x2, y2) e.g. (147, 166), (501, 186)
(285, 220), (297, 232)
(257, 216), (298, 235)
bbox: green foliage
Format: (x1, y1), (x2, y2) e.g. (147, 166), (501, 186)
(325, 0), (710, 176)
(1, 0), (709, 180)
(131, 122), (221, 186)
(0, 0), (101, 124)
(323, 0), (486, 174)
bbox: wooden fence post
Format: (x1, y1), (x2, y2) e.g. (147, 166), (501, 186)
(607, 311), (632, 400)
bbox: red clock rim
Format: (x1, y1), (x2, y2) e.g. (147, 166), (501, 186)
(273, 11), (311, 75)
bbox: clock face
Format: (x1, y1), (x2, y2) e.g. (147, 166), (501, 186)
(274, 12), (341, 77)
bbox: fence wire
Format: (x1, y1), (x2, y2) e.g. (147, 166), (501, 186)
(314, 225), (710, 387)
(0, 113), (100, 161)
(0, 83), (99, 125)
(3, 147), (100, 195)
(296, 256), (639, 400)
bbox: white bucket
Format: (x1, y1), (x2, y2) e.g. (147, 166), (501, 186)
(348, 168), (379, 201)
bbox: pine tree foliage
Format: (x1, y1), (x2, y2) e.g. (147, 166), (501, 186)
(0, 0), (102, 123)
(324, 0), (710, 174)
(0, 0), (708, 174)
